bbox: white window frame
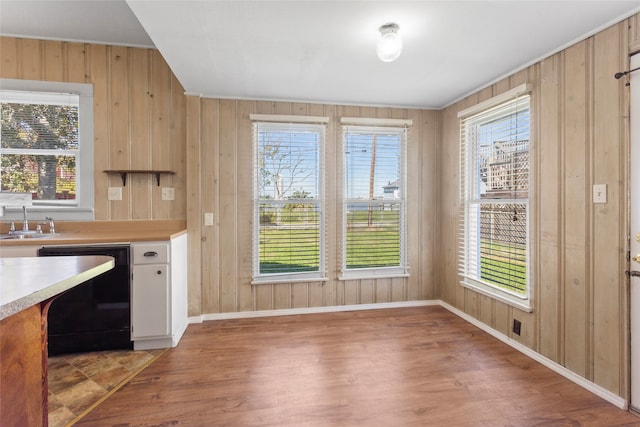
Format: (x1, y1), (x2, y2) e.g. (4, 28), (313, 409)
(0, 78), (94, 221)
(339, 117), (411, 280)
(250, 114), (328, 284)
(458, 83), (532, 312)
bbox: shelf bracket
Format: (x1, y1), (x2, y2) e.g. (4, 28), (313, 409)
(103, 170), (176, 187)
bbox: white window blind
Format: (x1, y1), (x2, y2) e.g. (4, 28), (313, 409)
(459, 92), (531, 308)
(1, 90), (79, 203)
(341, 124), (408, 278)
(252, 121), (325, 283)
(0, 79), (94, 220)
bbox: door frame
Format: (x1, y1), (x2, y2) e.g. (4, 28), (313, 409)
(629, 52), (640, 412)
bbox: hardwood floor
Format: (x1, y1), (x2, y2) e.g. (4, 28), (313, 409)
(77, 306), (640, 426)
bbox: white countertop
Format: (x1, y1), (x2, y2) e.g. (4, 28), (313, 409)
(0, 256), (114, 320)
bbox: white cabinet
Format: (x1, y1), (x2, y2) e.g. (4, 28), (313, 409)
(132, 263), (170, 338)
(131, 234), (187, 350)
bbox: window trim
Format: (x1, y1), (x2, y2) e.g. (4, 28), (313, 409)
(458, 84), (533, 312)
(0, 78), (94, 221)
(340, 123), (410, 279)
(251, 118), (327, 284)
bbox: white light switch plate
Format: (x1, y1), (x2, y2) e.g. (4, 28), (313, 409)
(204, 212), (214, 226)
(593, 184), (607, 204)
(108, 187), (122, 201)
(161, 187), (175, 201)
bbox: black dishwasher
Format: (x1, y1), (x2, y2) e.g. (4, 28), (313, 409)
(38, 245), (133, 356)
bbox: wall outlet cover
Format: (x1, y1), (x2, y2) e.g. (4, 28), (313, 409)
(108, 187), (122, 201)
(513, 319), (522, 336)
(162, 187), (175, 201)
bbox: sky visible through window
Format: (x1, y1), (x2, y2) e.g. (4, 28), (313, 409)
(257, 127), (402, 200)
(474, 107), (530, 196)
(345, 131), (400, 200)
(258, 129), (319, 200)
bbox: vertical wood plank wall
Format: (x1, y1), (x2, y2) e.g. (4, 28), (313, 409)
(438, 20), (631, 397)
(187, 99), (439, 316)
(0, 37), (187, 221)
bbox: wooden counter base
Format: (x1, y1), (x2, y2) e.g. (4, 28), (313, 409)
(0, 304), (45, 426)
(0, 256), (115, 427)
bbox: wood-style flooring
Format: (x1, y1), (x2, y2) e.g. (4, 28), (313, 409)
(47, 349), (164, 426)
(76, 306), (640, 426)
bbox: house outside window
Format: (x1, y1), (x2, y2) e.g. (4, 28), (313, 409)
(0, 79), (94, 221)
(340, 118), (410, 279)
(458, 84), (532, 311)
(251, 115), (328, 284)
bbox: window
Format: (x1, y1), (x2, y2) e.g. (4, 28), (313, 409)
(340, 118), (410, 279)
(0, 79), (94, 220)
(459, 84), (531, 311)
(251, 115), (327, 284)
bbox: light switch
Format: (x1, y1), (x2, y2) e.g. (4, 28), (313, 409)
(204, 212), (214, 226)
(108, 187), (122, 201)
(593, 184), (607, 204)
(161, 187), (175, 201)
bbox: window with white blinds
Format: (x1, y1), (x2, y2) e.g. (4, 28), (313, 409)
(0, 79), (94, 220)
(252, 120), (326, 283)
(341, 123), (408, 278)
(459, 87), (531, 310)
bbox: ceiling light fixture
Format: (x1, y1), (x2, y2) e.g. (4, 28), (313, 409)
(377, 22), (402, 62)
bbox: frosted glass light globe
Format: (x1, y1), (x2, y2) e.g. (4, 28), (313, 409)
(377, 23), (402, 62)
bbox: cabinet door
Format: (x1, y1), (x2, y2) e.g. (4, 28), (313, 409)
(132, 264), (170, 338)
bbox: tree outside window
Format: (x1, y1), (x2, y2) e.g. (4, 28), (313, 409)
(1, 92), (79, 203)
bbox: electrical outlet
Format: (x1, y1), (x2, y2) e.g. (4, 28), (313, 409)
(108, 187), (122, 201)
(513, 319), (522, 336)
(161, 187), (175, 201)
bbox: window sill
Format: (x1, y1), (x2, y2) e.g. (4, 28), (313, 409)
(460, 279), (532, 313)
(251, 275), (328, 285)
(339, 266), (410, 281)
(338, 273), (410, 281)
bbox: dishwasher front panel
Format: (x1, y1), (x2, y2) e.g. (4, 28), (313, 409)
(38, 245), (132, 355)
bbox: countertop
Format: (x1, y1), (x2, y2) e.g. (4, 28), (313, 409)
(0, 219), (186, 247)
(0, 255), (114, 320)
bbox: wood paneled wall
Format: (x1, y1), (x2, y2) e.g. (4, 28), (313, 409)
(0, 37), (187, 220)
(186, 99), (439, 316)
(439, 20), (631, 397)
(629, 12), (640, 54)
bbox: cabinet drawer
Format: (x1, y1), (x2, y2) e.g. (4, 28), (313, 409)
(132, 243), (168, 264)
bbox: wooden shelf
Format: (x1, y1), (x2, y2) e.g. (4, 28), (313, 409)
(104, 170), (175, 186)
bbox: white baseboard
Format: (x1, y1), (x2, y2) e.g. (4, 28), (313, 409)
(439, 300), (628, 410)
(187, 299), (628, 410)
(190, 300), (437, 323)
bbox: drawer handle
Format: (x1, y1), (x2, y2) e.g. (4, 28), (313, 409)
(143, 251), (159, 257)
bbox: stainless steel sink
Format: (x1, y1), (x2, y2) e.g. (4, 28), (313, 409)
(0, 233), (58, 240)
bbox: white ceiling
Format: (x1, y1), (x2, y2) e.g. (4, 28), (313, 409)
(2, 1), (640, 109)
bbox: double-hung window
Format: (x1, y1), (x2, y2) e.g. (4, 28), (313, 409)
(251, 115), (327, 284)
(340, 118), (410, 279)
(459, 84), (531, 311)
(0, 78), (94, 220)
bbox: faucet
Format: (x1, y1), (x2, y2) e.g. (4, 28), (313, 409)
(45, 216), (55, 234)
(8, 206), (36, 235)
(22, 206), (29, 232)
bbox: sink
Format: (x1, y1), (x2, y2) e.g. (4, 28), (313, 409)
(0, 233), (58, 240)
